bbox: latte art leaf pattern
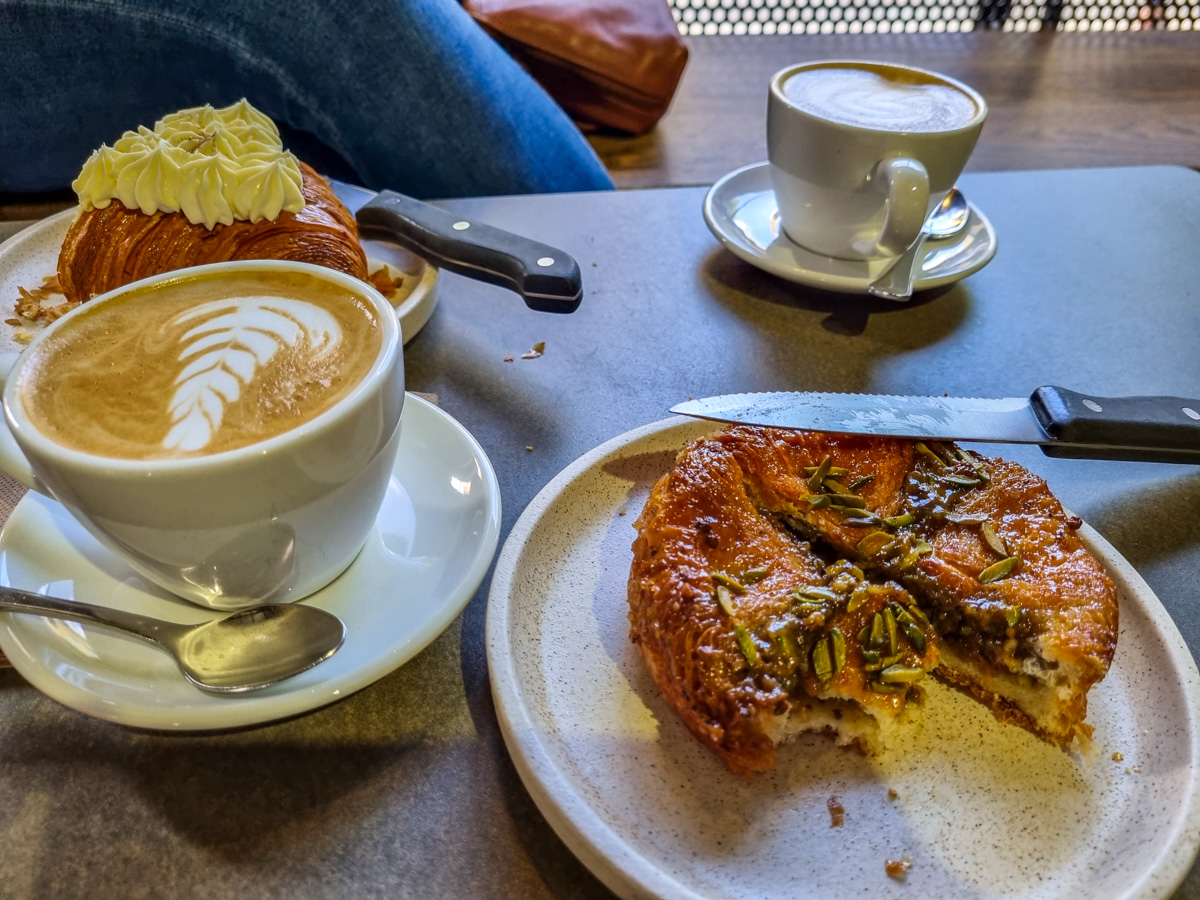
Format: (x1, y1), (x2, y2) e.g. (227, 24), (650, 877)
(164, 297), (342, 452)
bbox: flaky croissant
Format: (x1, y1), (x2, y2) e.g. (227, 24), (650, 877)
(58, 163), (368, 304)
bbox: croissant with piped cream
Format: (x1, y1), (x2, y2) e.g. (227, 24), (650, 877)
(57, 101), (368, 305)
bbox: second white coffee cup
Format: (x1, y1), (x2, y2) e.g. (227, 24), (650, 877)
(767, 60), (987, 261)
(0, 260), (405, 610)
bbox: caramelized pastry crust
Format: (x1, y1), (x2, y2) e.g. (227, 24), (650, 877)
(58, 163), (368, 303)
(628, 426), (1118, 773)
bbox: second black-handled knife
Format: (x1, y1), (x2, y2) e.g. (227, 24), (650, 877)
(356, 190), (582, 313)
(671, 386), (1200, 464)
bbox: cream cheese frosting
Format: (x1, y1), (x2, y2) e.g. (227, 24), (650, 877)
(72, 99), (305, 230)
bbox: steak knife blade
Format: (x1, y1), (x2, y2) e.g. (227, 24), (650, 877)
(671, 387), (1200, 464)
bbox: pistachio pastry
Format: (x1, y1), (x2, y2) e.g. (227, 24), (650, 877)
(627, 426), (1118, 774)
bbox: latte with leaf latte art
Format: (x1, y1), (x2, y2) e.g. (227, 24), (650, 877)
(18, 270), (382, 460)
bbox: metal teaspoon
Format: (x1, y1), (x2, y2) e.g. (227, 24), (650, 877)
(867, 186), (971, 302)
(0, 587), (345, 693)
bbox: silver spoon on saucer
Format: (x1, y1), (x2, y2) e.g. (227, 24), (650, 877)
(868, 187), (971, 302)
(0, 587), (345, 693)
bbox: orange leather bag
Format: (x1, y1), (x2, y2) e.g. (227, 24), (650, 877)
(462, 0), (689, 135)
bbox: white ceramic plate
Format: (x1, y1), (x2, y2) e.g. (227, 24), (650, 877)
(703, 161), (998, 294)
(0, 393), (500, 730)
(487, 417), (1200, 900)
(0, 183), (438, 354)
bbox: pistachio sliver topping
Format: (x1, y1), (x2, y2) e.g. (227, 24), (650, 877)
(823, 478), (854, 496)
(869, 613), (885, 649)
(830, 627), (847, 673)
(883, 606), (899, 657)
(941, 474), (982, 488)
(804, 464), (848, 477)
(711, 570), (746, 593)
(980, 521), (1008, 557)
(1005, 606), (1022, 627)
(808, 456), (833, 492)
(900, 621), (927, 653)
(715, 584), (737, 617)
(734, 623), (758, 666)
(879, 664), (926, 683)
(913, 538), (934, 555)
(978, 557), (1020, 584)
(882, 513), (915, 527)
(805, 493), (833, 509)
(905, 603), (931, 628)
(945, 514), (985, 525)
(957, 447), (992, 481)
(846, 584), (871, 612)
(914, 442), (946, 467)
(741, 567), (771, 584)
(776, 630), (800, 659)
(795, 585), (840, 603)
(848, 474), (876, 492)
(812, 636), (834, 686)
(829, 494), (867, 510)
(857, 531), (894, 557)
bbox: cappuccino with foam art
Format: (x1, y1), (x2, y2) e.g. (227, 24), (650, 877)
(19, 269), (382, 460)
(782, 63), (980, 133)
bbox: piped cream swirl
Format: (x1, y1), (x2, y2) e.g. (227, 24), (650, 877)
(72, 100), (304, 230)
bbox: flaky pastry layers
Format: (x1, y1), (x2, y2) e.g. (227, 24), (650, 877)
(628, 426), (1118, 774)
(57, 163), (368, 304)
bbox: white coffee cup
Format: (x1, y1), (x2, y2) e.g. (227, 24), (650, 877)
(0, 260), (405, 610)
(767, 60), (987, 261)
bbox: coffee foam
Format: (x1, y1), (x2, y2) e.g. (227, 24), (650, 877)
(19, 270), (381, 460)
(783, 65), (978, 133)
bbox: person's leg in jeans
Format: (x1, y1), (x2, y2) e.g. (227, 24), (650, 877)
(0, 0), (614, 197)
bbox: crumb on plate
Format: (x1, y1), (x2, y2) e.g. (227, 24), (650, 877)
(827, 795), (845, 828)
(885, 856), (912, 881)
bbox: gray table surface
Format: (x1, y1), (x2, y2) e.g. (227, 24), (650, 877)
(0, 166), (1198, 899)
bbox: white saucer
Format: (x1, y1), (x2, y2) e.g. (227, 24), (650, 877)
(0, 182), (438, 354)
(703, 161), (998, 294)
(0, 393), (501, 731)
(487, 416), (1200, 900)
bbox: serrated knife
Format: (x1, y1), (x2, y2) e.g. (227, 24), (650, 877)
(671, 387), (1200, 464)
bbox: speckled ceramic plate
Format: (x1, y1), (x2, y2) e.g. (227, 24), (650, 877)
(486, 417), (1200, 900)
(0, 394), (500, 730)
(703, 161), (997, 294)
(0, 182), (438, 354)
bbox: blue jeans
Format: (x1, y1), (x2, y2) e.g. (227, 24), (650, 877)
(0, 0), (615, 197)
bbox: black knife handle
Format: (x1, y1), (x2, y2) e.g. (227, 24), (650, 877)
(1031, 386), (1200, 463)
(355, 191), (582, 313)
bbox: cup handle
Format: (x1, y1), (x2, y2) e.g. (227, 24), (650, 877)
(873, 158), (930, 258)
(0, 352), (45, 494)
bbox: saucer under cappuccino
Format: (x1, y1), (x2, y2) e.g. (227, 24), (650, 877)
(19, 269), (382, 460)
